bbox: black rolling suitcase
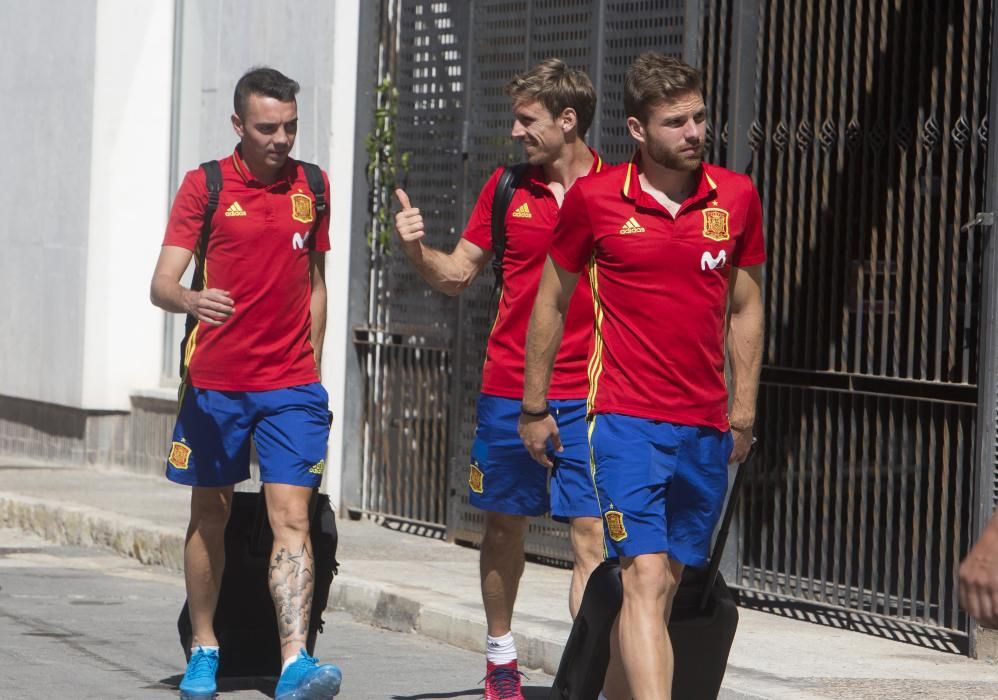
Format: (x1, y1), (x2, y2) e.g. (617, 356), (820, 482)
(177, 489), (339, 677)
(551, 446), (755, 699)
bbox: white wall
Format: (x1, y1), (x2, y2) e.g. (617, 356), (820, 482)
(0, 0), (362, 506)
(0, 0), (98, 407)
(324, 0), (362, 510)
(81, 0), (176, 410)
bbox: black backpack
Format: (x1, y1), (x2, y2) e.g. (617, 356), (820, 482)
(178, 160), (328, 378)
(489, 162), (529, 297)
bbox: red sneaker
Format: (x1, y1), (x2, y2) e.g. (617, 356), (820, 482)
(482, 660), (525, 700)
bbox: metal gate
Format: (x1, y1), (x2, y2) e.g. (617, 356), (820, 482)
(700, 0), (993, 643)
(358, 0), (996, 646)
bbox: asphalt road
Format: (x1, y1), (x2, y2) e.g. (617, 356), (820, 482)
(0, 528), (554, 699)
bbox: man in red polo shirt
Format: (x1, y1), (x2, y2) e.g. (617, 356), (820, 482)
(520, 53), (765, 699)
(394, 59), (604, 698)
(150, 67), (341, 699)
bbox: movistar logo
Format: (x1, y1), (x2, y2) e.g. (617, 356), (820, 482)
(292, 231), (312, 250)
(701, 250), (727, 271)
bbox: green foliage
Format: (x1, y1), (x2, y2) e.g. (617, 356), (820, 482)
(365, 77), (409, 250)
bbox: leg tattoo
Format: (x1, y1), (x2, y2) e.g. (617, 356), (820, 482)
(269, 541), (315, 655)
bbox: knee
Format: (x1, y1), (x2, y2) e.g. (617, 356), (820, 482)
(268, 501), (310, 537)
(570, 517), (605, 572)
(621, 555), (674, 603)
(484, 512), (528, 542)
(189, 489), (232, 532)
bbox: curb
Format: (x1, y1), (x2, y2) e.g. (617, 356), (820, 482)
(0, 492), (565, 674)
(328, 574), (568, 674)
(0, 491), (185, 570)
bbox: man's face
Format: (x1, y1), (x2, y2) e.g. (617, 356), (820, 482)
(510, 99), (572, 165)
(628, 91), (706, 172)
(231, 93), (298, 173)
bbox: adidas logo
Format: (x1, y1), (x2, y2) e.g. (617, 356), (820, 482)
(511, 202), (532, 218)
(618, 217), (645, 234)
(225, 201), (247, 217)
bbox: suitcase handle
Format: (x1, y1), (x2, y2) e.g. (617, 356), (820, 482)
(699, 439), (758, 611)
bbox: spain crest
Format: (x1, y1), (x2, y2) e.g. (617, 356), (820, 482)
(701, 207), (730, 241)
(291, 192), (314, 224)
(169, 441), (191, 470)
(469, 463), (485, 494)
(604, 510), (628, 541)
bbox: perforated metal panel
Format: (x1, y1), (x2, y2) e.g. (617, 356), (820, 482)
(598, 0), (688, 162)
(389, 0), (469, 335)
(355, 0), (470, 527)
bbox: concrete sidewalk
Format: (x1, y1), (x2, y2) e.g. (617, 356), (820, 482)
(1, 456), (997, 699)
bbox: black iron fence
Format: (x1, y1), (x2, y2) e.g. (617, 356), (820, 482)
(708, 0), (992, 641)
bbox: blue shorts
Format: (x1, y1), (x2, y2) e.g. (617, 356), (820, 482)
(589, 414), (733, 566)
(468, 394), (600, 520)
(166, 383), (331, 488)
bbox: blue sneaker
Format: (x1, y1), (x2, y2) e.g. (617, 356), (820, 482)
(275, 650), (342, 699)
(179, 646), (218, 699)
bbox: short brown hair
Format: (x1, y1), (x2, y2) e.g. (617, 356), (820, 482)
(505, 58), (597, 138)
(624, 53), (703, 123)
(234, 66), (299, 119)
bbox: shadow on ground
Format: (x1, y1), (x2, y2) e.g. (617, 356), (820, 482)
(391, 685), (551, 699)
(152, 674), (277, 697)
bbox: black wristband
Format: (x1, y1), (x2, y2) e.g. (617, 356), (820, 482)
(520, 402), (549, 418)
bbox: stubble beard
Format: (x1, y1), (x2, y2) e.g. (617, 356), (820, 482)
(646, 140), (704, 172)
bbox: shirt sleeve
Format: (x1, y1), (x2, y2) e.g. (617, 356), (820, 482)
(162, 169), (209, 251)
(312, 169), (332, 253)
(461, 168), (503, 251)
(731, 179), (766, 267)
(549, 182), (595, 274)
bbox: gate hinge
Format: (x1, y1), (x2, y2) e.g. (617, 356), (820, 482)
(961, 211), (994, 232)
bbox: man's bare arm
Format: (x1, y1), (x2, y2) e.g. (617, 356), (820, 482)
(150, 245), (234, 325)
(519, 257), (580, 467)
(727, 263), (764, 463)
(394, 189), (491, 296)
(309, 251), (327, 377)
(960, 510), (998, 627)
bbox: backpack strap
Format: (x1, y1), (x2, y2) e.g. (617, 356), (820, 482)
(490, 162), (529, 297)
(299, 161), (328, 250)
(193, 160), (222, 291)
(178, 160), (222, 379)
(300, 161), (327, 215)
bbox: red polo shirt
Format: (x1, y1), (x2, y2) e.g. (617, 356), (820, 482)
(550, 155), (765, 429)
(163, 147), (331, 391)
(463, 152), (604, 400)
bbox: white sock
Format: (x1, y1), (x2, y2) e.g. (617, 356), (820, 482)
(191, 645), (219, 655)
(486, 632), (517, 664)
(282, 650), (303, 674)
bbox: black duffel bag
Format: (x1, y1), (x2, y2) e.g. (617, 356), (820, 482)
(177, 489), (339, 677)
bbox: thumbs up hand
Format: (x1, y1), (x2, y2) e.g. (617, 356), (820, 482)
(394, 189), (425, 248)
